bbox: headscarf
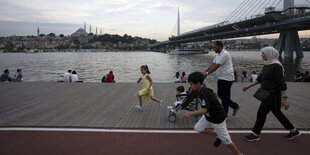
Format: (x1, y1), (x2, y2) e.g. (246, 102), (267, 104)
(261, 46), (284, 71)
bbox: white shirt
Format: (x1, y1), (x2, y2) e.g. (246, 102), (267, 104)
(213, 49), (235, 81)
(71, 74), (78, 82)
(173, 76), (181, 83)
(251, 74), (258, 82)
(64, 72), (71, 82)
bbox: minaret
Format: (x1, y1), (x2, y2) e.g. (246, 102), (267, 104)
(177, 7), (180, 36)
(90, 24), (92, 33)
(37, 26), (40, 36)
(96, 27), (98, 35)
(84, 22), (86, 31)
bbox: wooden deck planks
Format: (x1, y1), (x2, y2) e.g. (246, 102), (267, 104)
(0, 82), (309, 129)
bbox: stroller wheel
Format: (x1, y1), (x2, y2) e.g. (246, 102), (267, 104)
(169, 114), (176, 122)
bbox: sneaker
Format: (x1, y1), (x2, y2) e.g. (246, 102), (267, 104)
(285, 130), (301, 139)
(243, 133), (260, 142)
(135, 105), (142, 110)
(213, 137), (222, 147)
(232, 105), (240, 116)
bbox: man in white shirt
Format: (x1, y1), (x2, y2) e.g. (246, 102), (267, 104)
(202, 41), (240, 117)
(63, 70), (72, 82)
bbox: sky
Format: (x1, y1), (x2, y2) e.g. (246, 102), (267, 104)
(0, 0), (309, 41)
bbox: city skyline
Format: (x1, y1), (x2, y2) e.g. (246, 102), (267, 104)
(0, 0), (309, 41)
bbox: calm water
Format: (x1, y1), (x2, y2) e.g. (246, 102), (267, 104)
(1, 51), (310, 83)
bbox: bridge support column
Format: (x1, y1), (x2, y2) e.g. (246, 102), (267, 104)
(277, 29), (303, 58)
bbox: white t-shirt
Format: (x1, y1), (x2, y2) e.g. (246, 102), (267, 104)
(173, 76), (181, 83)
(174, 91), (187, 106)
(213, 50), (234, 81)
(71, 74), (78, 82)
(251, 74), (258, 82)
(64, 72), (71, 82)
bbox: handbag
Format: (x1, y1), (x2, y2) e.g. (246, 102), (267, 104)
(253, 87), (271, 101)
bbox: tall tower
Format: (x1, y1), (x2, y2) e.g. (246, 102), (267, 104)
(90, 24), (92, 33)
(37, 26), (40, 36)
(100, 28), (102, 35)
(177, 7), (180, 36)
(96, 27), (98, 35)
(84, 22), (86, 31)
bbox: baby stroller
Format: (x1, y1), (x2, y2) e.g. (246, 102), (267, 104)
(168, 87), (202, 122)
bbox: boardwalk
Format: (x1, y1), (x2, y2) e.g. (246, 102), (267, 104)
(0, 82), (309, 129)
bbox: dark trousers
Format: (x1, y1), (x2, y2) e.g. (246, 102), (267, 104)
(217, 79), (239, 114)
(252, 91), (295, 134)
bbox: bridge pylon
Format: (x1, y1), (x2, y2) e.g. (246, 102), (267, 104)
(277, 29), (303, 58)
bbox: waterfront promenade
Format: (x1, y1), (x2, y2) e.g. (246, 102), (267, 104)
(0, 82), (309, 129)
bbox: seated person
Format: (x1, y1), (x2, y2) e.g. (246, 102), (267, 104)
(63, 70), (72, 82)
(303, 71), (310, 82)
(173, 72), (181, 83)
(14, 69), (22, 82)
(0, 69), (11, 82)
(181, 72), (187, 83)
(172, 86), (187, 108)
(106, 71), (115, 83)
(71, 71), (79, 82)
(293, 71), (304, 82)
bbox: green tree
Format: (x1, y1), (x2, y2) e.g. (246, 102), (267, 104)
(48, 33), (56, 37)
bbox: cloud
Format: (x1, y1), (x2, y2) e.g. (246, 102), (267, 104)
(0, 0), (309, 41)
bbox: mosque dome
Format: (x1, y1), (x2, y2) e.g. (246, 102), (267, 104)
(71, 28), (88, 37)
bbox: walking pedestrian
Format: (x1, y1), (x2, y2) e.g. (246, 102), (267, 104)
(202, 41), (240, 116)
(242, 46), (300, 141)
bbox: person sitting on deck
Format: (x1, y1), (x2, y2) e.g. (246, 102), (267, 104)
(71, 71), (79, 82)
(0, 69), (11, 82)
(173, 72), (181, 83)
(63, 70), (72, 82)
(106, 71), (115, 83)
(13, 69), (23, 82)
(303, 71), (310, 82)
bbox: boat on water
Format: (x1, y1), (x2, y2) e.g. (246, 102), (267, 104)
(167, 49), (209, 55)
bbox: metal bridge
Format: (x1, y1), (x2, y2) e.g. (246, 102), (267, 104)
(150, 0), (310, 58)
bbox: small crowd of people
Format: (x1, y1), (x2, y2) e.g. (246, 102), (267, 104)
(234, 70), (258, 82)
(2, 41), (302, 155)
(136, 41), (301, 155)
(0, 69), (22, 82)
(173, 71), (187, 83)
(63, 70), (115, 83)
(293, 70), (310, 82)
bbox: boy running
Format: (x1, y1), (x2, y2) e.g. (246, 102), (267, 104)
(182, 72), (242, 155)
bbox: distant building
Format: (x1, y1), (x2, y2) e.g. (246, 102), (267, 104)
(71, 28), (88, 37)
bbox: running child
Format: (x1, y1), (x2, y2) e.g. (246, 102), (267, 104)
(182, 72), (242, 155)
(136, 65), (163, 110)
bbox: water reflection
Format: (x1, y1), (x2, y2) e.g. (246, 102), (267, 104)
(0, 51), (309, 83)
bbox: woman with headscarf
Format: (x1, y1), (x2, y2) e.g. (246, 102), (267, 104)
(242, 46), (300, 141)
